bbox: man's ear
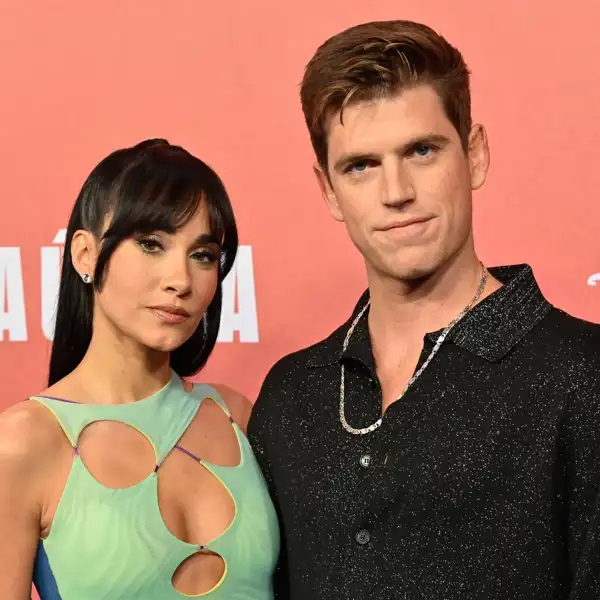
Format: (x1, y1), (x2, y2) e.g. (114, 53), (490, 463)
(468, 123), (490, 191)
(313, 163), (344, 222)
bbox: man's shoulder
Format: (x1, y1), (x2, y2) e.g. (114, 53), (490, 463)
(538, 307), (600, 398)
(253, 321), (347, 411)
(264, 325), (345, 381)
(542, 306), (600, 355)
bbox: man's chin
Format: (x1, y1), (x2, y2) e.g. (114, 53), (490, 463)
(395, 266), (438, 282)
(371, 258), (439, 283)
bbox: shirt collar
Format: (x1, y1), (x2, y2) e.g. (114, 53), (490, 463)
(307, 264), (552, 369)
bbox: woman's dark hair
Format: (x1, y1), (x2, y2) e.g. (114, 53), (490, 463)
(48, 139), (238, 386)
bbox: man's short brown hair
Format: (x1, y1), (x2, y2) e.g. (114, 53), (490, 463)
(300, 20), (472, 171)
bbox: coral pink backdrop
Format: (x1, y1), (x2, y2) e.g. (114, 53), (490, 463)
(2, 2), (600, 596)
(1, 3), (599, 415)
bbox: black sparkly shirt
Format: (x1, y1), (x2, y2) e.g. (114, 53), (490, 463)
(248, 264), (600, 600)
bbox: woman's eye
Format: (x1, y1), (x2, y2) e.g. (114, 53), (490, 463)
(193, 250), (219, 264)
(137, 238), (163, 253)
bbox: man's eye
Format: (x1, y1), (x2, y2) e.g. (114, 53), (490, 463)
(414, 144), (431, 156)
(346, 160), (373, 174)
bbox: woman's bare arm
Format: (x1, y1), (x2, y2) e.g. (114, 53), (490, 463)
(0, 402), (56, 599)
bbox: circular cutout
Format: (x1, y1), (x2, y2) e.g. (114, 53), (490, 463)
(172, 550), (226, 595)
(77, 421), (157, 489)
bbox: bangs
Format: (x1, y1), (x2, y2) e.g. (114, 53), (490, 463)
(99, 145), (235, 263)
(91, 143), (238, 288)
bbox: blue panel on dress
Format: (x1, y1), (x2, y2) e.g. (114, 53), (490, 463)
(33, 540), (62, 600)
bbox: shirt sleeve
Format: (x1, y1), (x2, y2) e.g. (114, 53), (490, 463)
(562, 375), (600, 598)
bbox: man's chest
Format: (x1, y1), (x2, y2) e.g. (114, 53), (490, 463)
(272, 370), (562, 526)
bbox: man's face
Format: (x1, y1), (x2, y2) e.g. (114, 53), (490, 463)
(317, 85), (489, 281)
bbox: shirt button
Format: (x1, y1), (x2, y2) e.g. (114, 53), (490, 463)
(359, 454), (372, 468)
(355, 529), (371, 545)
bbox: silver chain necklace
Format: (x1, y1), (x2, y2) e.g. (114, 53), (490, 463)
(339, 264), (488, 435)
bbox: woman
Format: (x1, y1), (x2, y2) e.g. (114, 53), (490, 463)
(0, 139), (280, 599)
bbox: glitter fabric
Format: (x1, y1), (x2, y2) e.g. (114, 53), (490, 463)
(247, 264), (600, 600)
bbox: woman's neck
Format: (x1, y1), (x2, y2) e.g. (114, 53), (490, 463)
(63, 323), (172, 405)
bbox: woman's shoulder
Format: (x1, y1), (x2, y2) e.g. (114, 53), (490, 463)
(186, 380), (253, 434)
(0, 399), (66, 468)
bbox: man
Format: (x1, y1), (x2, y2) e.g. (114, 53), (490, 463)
(248, 20), (600, 600)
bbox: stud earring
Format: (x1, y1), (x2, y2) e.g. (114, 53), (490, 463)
(81, 273), (92, 284)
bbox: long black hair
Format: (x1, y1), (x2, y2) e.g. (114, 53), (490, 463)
(48, 139), (238, 386)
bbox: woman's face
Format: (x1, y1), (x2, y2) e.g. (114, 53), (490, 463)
(91, 201), (221, 354)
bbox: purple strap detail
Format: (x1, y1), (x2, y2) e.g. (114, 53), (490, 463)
(36, 395), (80, 404)
(199, 545), (207, 551)
(154, 464), (159, 473)
(174, 444), (203, 463)
(73, 446), (79, 456)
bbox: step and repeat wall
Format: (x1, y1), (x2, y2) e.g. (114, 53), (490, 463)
(1, 1), (599, 409)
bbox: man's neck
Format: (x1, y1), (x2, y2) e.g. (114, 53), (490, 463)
(366, 251), (502, 349)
